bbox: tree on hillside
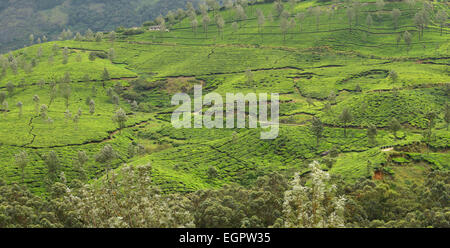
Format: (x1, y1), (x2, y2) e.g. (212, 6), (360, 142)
(245, 69), (254, 83)
(33, 95), (40, 114)
(208, 0), (220, 17)
(388, 70), (398, 83)
(10, 57), (18, 75)
(435, 10), (448, 36)
(352, 1), (362, 26)
(403, 30), (412, 54)
(257, 9), (265, 39)
(64, 109), (72, 123)
(40, 104), (48, 120)
(376, 0), (385, 14)
(44, 151), (60, 183)
(6, 82), (14, 96)
(282, 161), (346, 228)
(0, 92), (5, 106)
(232, 21), (239, 34)
(48, 54), (54, 65)
(37, 46), (43, 58)
(203, 15), (211, 38)
(339, 108), (352, 137)
(108, 48), (115, 62)
(74, 32), (83, 41)
(296, 12), (306, 33)
(16, 101), (23, 118)
(405, 0), (416, 10)
(167, 10), (176, 26)
(109, 31), (116, 43)
(310, 117), (324, 147)
(396, 33), (402, 47)
(346, 7), (355, 31)
(225, 0), (233, 10)
(63, 72), (71, 84)
(273, 1), (284, 18)
(102, 68), (111, 86)
(366, 14), (373, 33)
(236, 4), (247, 23)
(289, 18), (296, 38)
(113, 108), (127, 132)
(89, 100), (96, 115)
(73, 151), (89, 181)
(112, 95), (120, 107)
(89, 52), (96, 61)
(200, 3), (208, 16)
(15, 151), (29, 184)
(73, 114), (80, 130)
(280, 16), (289, 42)
(29, 34), (34, 45)
(2, 101), (8, 117)
(49, 86), (57, 105)
(207, 166), (218, 179)
(289, 0), (298, 9)
(313, 7), (321, 31)
(414, 10), (429, 40)
(61, 84), (71, 108)
(95, 144), (117, 176)
(423, 111), (438, 141)
(391, 9), (401, 30)
(389, 117), (402, 138)
(191, 18), (199, 37)
(328, 91), (336, 105)
(62, 47), (69, 64)
(367, 124), (377, 146)
(216, 15), (225, 39)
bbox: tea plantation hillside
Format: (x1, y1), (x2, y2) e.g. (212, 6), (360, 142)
(0, 0), (448, 228)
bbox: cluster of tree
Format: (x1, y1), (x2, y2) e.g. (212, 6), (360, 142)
(1, 159), (448, 228)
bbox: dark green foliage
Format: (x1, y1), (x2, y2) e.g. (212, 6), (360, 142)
(190, 172), (288, 228)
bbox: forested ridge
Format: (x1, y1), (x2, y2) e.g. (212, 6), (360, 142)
(0, 0), (200, 52)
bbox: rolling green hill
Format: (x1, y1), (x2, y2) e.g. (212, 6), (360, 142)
(0, 0), (448, 228)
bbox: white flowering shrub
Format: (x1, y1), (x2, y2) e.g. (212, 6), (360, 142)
(64, 163), (195, 228)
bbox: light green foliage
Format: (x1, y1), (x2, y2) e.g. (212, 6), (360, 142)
(283, 161), (345, 228)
